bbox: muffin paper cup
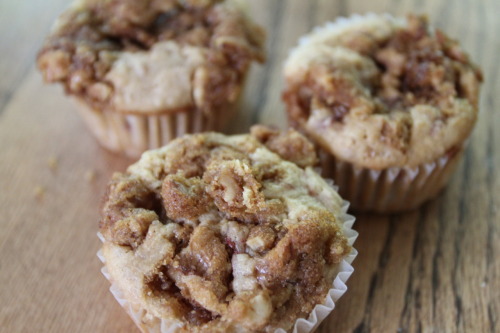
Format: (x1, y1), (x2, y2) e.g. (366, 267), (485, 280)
(320, 147), (465, 213)
(97, 187), (358, 333)
(74, 98), (235, 159)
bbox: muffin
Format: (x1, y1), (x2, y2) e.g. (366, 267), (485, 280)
(283, 14), (482, 212)
(37, 0), (265, 158)
(98, 126), (357, 332)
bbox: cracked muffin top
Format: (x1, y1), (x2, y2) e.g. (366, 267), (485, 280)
(37, 0), (265, 114)
(99, 126), (351, 332)
(283, 14), (482, 169)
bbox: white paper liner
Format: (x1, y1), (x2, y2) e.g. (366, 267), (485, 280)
(97, 191), (358, 333)
(74, 98), (235, 159)
(321, 147), (465, 213)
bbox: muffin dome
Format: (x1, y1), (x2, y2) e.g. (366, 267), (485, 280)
(283, 14), (482, 169)
(38, 0), (265, 114)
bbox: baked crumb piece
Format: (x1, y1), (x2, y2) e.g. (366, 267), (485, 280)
(85, 170), (97, 182)
(47, 155), (58, 171)
(100, 127), (350, 332)
(33, 186), (46, 200)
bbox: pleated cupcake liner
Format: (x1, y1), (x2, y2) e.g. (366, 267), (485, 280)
(320, 147), (464, 213)
(74, 98), (234, 159)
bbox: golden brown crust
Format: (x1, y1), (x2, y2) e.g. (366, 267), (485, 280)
(100, 174), (161, 248)
(250, 125), (318, 168)
(37, 0), (265, 114)
(283, 14), (483, 169)
(99, 127), (350, 332)
(161, 174), (214, 221)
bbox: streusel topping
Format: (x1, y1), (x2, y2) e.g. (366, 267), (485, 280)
(100, 126), (350, 332)
(38, 0), (265, 114)
(284, 15), (482, 169)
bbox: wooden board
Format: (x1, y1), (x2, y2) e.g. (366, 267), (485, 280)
(1, 0), (499, 332)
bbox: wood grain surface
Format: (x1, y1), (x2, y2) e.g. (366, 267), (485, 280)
(1, 0), (499, 332)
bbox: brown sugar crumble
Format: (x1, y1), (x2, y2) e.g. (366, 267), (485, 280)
(283, 15), (483, 169)
(285, 15), (482, 122)
(99, 127), (351, 332)
(372, 16), (482, 111)
(37, 0), (265, 113)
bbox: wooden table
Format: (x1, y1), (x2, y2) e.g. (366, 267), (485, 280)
(1, 0), (498, 332)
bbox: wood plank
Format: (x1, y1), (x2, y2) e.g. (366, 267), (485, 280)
(0, 0), (69, 113)
(0, 0), (498, 332)
(0, 72), (134, 332)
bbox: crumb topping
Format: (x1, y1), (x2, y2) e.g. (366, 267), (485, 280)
(100, 127), (350, 332)
(37, 0), (265, 113)
(283, 15), (483, 169)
